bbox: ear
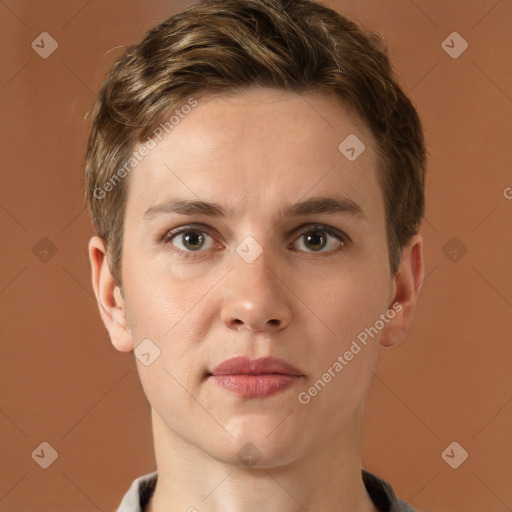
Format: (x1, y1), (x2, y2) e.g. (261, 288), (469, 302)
(380, 234), (424, 348)
(88, 235), (134, 352)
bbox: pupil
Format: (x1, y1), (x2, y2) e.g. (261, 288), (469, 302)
(305, 230), (326, 251)
(183, 231), (204, 250)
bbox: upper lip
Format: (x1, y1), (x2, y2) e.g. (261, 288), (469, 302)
(211, 356), (303, 376)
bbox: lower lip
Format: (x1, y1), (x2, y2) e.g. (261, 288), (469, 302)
(210, 374), (302, 398)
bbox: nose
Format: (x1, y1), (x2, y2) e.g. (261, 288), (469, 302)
(221, 247), (292, 333)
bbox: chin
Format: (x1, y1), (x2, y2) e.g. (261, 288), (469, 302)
(206, 423), (307, 469)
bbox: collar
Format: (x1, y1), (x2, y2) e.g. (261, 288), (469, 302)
(116, 469), (417, 512)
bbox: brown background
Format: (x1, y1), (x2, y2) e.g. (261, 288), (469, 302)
(1, 0), (511, 510)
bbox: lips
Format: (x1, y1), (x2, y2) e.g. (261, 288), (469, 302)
(209, 356), (304, 398)
(211, 356), (303, 376)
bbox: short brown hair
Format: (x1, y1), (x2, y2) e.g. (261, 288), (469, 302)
(85, 0), (426, 286)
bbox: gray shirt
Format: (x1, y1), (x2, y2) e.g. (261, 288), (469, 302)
(116, 469), (418, 511)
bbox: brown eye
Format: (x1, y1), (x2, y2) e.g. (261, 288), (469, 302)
(303, 230), (327, 251)
(167, 228), (215, 252)
(180, 230), (206, 250)
(292, 226), (347, 253)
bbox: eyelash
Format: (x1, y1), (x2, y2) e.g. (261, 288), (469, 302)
(162, 223), (351, 260)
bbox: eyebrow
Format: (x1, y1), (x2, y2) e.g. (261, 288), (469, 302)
(143, 195), (365, 221)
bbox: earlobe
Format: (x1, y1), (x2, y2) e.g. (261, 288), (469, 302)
(380, 234), (424, 348)
(88, 236), (134, 352)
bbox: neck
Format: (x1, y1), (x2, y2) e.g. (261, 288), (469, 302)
(146, 404), (379, 512)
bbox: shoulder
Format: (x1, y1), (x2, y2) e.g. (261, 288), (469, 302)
(362, 469), (419, 512)
(115, 471), (158, 512)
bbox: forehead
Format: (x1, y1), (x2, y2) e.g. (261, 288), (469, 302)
(125, 88), (383, 227)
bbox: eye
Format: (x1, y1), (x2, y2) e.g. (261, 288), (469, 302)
(164, 225), (218, 255)
(162, 223), (350, 259)
(291, 225), (349, 253)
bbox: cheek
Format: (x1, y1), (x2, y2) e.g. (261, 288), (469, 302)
(122, 250), (216, 338)
(302, 268), (389, 412)
(124, 277), (175, 340)
(314, 271), (390, 347)
(122, 257), (222, 406)
(297, 278), (385, 417)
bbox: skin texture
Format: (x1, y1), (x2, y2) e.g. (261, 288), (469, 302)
(89, 88), (424, 512)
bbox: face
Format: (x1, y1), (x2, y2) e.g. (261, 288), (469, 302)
(94, 88), (412, 467)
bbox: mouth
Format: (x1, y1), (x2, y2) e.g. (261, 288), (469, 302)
(208, 356), (304, 398)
